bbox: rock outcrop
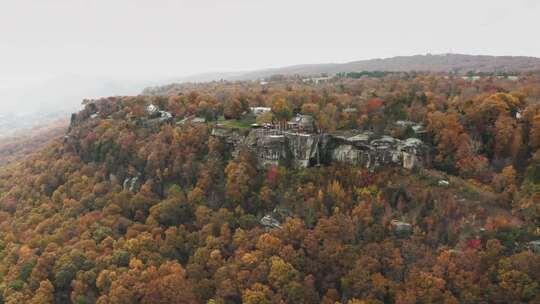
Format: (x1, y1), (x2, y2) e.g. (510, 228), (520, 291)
(391, 220), (412, 237)
(324, 131), (427, 171)
(143, 104), (173, 129)
(212, 125), (429, 171)
(260, 214), (282, 229)
(123, 173), (143, 193)
(529, 241), (540, 254)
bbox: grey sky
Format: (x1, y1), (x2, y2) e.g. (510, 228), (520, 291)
(0, 0), (539, 113)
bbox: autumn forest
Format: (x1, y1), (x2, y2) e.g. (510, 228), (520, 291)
(0, 72), (540, 304)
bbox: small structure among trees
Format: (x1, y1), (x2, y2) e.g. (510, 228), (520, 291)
(287, 114), (316, 133)
(391, 219), (412, 237)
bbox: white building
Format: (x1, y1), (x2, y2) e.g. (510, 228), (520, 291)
(147, 104), (159, 115)
(250, 107), (272, 116)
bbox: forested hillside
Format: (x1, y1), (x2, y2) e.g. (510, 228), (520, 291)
(152, 54), (540, 86)
(234, 54), (540, 81)
(0, 73), (539, 303)
(0, 120), (68, 166)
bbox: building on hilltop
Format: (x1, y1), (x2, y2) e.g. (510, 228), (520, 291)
(147, 104), (160, 117)
(394, 120), (427, 137)
(177, 115), (206, 126)
(250, 107), (272, 116)
(302, 76), (333, 84)
(287, 114), (316, 133)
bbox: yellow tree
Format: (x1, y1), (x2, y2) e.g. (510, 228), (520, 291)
(225, 150), (257, 205)
(29, 280), (54, 304)
(271, 98), (292, 121)
(529, 114), (540, 149)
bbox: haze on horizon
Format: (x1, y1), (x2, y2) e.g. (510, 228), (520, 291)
(0, 0), (539, 115)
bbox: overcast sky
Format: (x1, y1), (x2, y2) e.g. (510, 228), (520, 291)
(0, 0), (539, 112)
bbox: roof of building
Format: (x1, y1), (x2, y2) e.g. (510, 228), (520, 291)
(395, 120), (416, 127)
(402, 137), (423, 147)
(191, 117), (206, 123)
(159, 111), (172, 119)
(412, 125), (427, 134)
(250, 107), (272, 112)
(289, 114), (314, 126)
(147, 104), (159, 115)
(392, 220), (412, 232)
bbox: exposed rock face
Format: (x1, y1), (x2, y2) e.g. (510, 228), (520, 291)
(529, 241), (540, 254)
(213, 125), (249, 158)
(178, 116), (206, 126)
(392, 220), (412, 237)
(256, 134), (289, 167)
(245, 129), (320, 169)
(109, 173), (119, 185)
(260, 214), (282, 229)
(69, 102), (99, 130)
(331, 144), (372, 167)
(284, 133), (320, 168)
(212, 126), (428, 171)
(438, 180), (450, 187)
(327, 132), (426, 170)
(398, 138), (425, 170)
(123, 173), (142, 193)
(144, 105), (173, 129)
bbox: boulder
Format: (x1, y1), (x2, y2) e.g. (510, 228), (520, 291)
(438, 180), (450, 187)
(529, 241), (540, 254)
(260, 214), (282, 229)
(392, 220), (412, 237)
(123, 174), (143, 193)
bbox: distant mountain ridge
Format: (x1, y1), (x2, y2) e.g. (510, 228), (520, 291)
(145, 54), (540, 94)
(241, 53), (540, 78)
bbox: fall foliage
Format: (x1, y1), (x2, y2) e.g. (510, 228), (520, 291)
(0, 73), (540, 303)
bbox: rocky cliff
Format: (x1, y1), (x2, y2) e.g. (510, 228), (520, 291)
(212, 126), (428, 171)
